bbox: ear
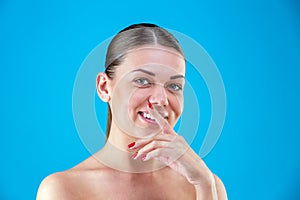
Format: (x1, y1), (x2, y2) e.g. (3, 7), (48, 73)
(96, 72), (111, 102)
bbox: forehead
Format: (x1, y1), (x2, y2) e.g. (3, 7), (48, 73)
(117, 46), (186, 76)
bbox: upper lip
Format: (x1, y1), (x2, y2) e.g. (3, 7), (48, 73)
(157, 111), (169, 119)
(153, 105), (169, 119)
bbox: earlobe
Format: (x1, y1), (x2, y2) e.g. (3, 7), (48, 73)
(96, 72), (111, 102)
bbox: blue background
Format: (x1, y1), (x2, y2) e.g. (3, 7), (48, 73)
(1, 0), (299, 199)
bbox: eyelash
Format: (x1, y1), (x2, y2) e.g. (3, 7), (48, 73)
(134, 78), (152, 87)
(167, 83), (182, 92)
(134, 78), (182, 92)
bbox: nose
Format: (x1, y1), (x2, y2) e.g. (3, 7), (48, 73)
(149, 84), (169, 107)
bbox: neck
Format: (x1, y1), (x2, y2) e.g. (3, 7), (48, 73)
(107, 122), (136, 152)
(95, 123), (166, 173)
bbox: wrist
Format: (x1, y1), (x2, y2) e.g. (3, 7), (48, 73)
(188, 170), (215, 186)
(194, 176), (218, 200)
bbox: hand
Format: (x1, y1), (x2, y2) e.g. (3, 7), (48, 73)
(128, 102), (215, 187)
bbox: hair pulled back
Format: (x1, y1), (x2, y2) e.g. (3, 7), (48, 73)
(104, 23), (184, 139)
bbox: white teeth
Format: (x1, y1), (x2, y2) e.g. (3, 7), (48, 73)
(142, 112), (154, 120)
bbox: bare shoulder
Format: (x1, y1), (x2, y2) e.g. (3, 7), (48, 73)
(36, 171), (74, 200)
(37, 156), (108, 200)
(213, 174), (228, 200)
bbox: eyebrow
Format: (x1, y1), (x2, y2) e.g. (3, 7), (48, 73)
(131, 69), (155, 76)
(131, 69), (185, 79)
(170, 75), (185, 79)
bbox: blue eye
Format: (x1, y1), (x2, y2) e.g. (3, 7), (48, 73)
(167, 83), (182, 91)
(134, 78), (151, 86)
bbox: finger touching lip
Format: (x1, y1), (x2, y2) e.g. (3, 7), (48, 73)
(147, 104), (169, 130)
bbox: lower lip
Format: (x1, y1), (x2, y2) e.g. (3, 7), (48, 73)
(138, 113), (157, 125)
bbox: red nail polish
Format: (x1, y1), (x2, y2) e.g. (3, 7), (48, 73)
(131, 152), (138, 159)
(148, 102), (153, 109)
(128, 142), (135, 148)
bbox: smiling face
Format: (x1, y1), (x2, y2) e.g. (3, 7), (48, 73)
(106, 45), (186, 138)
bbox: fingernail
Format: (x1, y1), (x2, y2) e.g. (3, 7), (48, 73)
(148, 102), (153, 109)
(141, 155), (147, 161)
(131, 152), (138, 159)
(127, 142), (135, 149)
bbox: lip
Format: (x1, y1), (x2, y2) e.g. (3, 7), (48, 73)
(151, 105), (169, 119)
(137, 110), (169, 125)
(138, 111), (158, 125)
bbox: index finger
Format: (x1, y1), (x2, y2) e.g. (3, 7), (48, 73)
(147, 102), (172, 134)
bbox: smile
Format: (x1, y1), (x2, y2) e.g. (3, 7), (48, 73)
(138, 111), (155, 121)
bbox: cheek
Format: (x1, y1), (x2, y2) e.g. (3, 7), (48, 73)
(169, 94), (184, 116)
(112, 86), (129, 105)
(110, 81), (134, 115)
(128, 89), (150, 107)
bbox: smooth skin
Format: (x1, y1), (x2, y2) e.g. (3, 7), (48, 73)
(37, 45), (227, 200)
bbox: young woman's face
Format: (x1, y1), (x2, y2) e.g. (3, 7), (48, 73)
(108, 45), (185, 138)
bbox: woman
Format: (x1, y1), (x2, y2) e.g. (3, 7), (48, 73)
(37, 23), (227, 199)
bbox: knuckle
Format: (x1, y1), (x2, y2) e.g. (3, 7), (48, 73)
(176, 135), (184, 142)
(170, 135), (178, 141)
(156, 148), (162, 155)
(152, 140), (160, 147)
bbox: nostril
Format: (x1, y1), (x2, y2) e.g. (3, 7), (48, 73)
(159, 98), (169, 107)
(148, 85), (169, 107)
